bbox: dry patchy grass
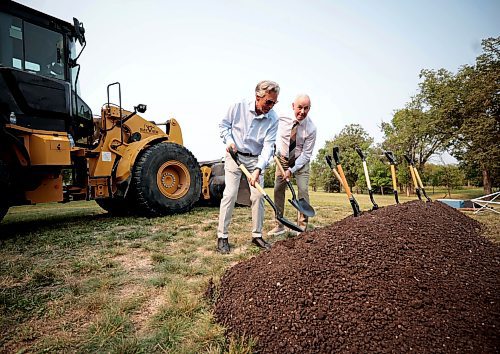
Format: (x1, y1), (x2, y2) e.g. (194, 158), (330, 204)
(1, 188), (498, 352)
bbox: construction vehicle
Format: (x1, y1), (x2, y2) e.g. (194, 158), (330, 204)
(0, 1), (224, 222)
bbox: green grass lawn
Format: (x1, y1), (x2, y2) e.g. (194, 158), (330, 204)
(1, 188), (498, 353)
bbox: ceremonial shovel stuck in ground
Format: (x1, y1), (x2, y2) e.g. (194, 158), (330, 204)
(355, 146), (378, 210)
(404, 155), (431, 202)
(326, 146), (361, 217)
(384, 151), (400, 204)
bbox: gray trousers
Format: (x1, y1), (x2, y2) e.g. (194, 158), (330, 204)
(273, 163), (310, 228)
(217, 152), (265, 239)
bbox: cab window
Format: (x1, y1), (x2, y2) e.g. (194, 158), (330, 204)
(0, 13), (66, 80)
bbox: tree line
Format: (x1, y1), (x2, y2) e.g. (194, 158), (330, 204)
(264, 37), (499, 195)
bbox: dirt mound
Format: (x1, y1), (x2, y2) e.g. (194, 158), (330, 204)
(213, 201), (500, 353)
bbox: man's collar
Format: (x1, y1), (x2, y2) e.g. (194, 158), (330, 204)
(296, 116), (308, 125)
(249, 100), (269, 119)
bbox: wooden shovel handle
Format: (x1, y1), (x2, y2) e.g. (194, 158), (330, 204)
(362, 160), (372, 190)
(273, 155), (288, 180)
(408, 165), (418, 189)
(336, 164), (352, 198)
(390, 165), (398, 190)
(238, 163), (267, 196)
(414, 167), (425, 189)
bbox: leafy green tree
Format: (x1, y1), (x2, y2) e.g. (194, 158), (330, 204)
(382, 37), (499, 194)
(354, 146), (392, 195)
(381, 67), (458, 170)
(424, 163), (465, 196)
(312, 124), (373, 192)
(451, 37), (500, 194)
(263, 163), (276, 188)
(312, 147), (340, 192)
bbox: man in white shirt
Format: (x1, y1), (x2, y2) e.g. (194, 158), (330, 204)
(269, 94), (317, 235)
(217, 80), (280, 254)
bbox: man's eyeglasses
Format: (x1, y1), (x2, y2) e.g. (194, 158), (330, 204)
(264, 99), (278, 106)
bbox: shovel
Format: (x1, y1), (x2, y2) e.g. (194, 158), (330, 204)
(384, 151), (400, 204)
(273, 154), (315, 217)
(228, 148), (303, 232)
(403, 155), (423, 201)
(355, 147), (378, 210)
(404, 155), (431, 202)
(325, 147), (361, 217)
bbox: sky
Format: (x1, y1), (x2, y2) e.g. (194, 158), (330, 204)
(16, 0), (500, 163)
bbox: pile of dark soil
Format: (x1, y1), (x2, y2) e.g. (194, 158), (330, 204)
(213, 201), (500, 353)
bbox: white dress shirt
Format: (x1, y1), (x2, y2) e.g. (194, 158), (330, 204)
(277, 115), (317, 173)
(219, 99), (278, 170)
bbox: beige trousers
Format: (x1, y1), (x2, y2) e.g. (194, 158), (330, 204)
(217, 152), (264, 239)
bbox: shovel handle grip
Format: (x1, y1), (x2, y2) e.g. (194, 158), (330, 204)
(228, 147), (240, 165)
(332, 146), (341, 165)
(325, 155), (333, 169)
(355, 146), (365, 160)
(384, 151), (396, 165)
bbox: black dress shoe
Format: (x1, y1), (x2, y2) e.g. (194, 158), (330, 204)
(217, 238), (230, 254)
(252, 237), (271, 250)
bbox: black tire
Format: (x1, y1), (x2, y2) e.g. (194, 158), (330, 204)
(131, 143), (202, 216)
(95, 197), (133, 216)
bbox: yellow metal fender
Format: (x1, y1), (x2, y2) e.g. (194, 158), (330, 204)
(115, 136), (168, 183)
(114, 118), (184, 183)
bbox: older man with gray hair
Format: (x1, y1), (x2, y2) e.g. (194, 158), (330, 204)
(217, 80), (280, 254)
(269, 94), (317, 235)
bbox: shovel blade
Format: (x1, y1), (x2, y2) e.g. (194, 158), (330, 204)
(263, 195), (303, 233)
(278, 215), (304, 233)
(288, 198), (316, 217)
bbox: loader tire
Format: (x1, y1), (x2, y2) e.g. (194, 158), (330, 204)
(132, 143), (201, 216)
(95, 198), (133, 216)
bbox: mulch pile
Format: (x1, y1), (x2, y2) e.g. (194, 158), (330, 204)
(213, 201), (500, 353)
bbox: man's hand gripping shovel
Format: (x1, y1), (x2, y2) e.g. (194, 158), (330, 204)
(325, 146), (361, 217)
(273, 148), (315, 218)
(228, 147), (304, 233)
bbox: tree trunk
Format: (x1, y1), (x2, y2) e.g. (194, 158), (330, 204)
(381, 186), (384, 195)
(482, 168), (492, 195)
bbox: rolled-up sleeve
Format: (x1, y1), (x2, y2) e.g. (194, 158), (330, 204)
(290, 127), (316, 173)
(257, 119), (278, 170)
(219, 104), (235, 146)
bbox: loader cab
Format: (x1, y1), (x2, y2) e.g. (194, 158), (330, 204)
(0, 1), (93, 144)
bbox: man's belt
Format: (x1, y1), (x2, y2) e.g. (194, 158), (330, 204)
(237, 151), (258, 158)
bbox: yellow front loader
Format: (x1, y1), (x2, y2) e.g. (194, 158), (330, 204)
(0, 1), (223, 221)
